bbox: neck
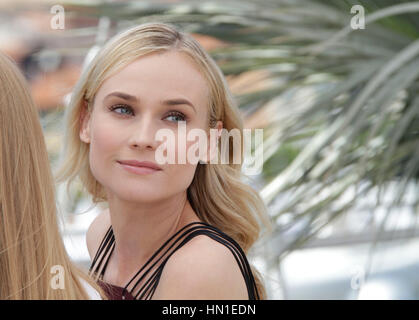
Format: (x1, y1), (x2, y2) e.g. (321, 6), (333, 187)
(105, 190), (198, 283)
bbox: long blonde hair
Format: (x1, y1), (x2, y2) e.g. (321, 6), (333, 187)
(56, 22), (273, 299)
(0, 52), (104, 299)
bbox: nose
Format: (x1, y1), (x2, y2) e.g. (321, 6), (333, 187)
(128, 115), (160, 151)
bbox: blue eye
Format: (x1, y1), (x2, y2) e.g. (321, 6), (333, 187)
(165, 111), (187, 122)
(110, 104), (133, 116)
(108, 105), (187, 122)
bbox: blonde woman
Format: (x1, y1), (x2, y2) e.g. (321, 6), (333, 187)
(0, 52), (103, 299)
(57, 22), (272, 300)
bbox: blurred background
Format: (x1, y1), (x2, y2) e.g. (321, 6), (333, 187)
(1, 0), (419, 299)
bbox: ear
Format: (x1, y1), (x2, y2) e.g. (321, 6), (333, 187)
(79, 100), (91, 144)
(200, 121), (223, 164)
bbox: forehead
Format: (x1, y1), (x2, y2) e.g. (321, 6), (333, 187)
(96, 50), (210, 107)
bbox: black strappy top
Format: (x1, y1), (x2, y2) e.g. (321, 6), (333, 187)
(89, 221), (260, 300)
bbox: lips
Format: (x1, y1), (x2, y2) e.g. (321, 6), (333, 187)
(117, 160), (162, 170)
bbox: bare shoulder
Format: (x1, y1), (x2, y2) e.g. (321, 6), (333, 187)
(153, 234), (248, 300)
(86, 209), (111, 260)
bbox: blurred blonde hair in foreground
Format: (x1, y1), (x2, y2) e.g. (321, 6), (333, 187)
(0, 52), (104, 299)
(56, 22), (273, 299)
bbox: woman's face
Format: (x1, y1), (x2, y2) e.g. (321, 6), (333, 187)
(80, 50), (219, 203)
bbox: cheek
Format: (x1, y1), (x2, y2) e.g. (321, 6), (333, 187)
(165, 163), (197, 192)
(165, 135), (200, 188)
(173, 125), (208, 163)
(184, 133), (208, 163)
(170, 132), (202, 187)
(88, 118), (122, 181)
(91, 121), (121, 152)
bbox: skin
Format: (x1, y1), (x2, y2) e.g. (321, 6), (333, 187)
(82, 50), (248, 299)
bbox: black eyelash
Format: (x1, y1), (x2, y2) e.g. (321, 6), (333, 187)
(108, 104), (188, 122)
(166, 111), (188, 122)
(109, 104), (133, 116)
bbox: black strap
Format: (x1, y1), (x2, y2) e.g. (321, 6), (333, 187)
(89, 221), (260, 300)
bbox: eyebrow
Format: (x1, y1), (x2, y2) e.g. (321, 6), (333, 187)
(103, 91), (196, 113)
